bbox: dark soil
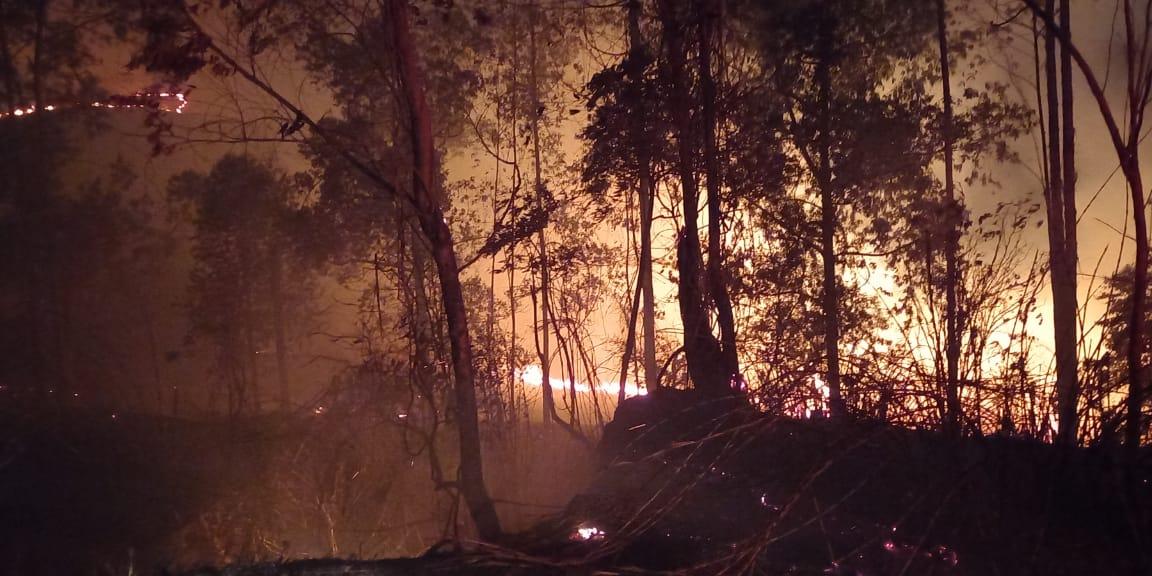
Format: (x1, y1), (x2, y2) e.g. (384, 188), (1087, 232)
(4, 392), (1151, 575)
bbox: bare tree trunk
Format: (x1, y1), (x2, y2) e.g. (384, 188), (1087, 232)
(698, 0), (740, 387)
(488, 72), (502, 426)
(506, 4), (522, 429)
(1034, 0), (1081, 448)
(388, 0), (501, 541)
(1122, 0), (1149, 456)
(658, 0), (727, 396)
(1022, 0), (1147, 456)
(639, 173), (658, 390)
(618, 0), (658, 400)
(1042, 0), (1068, 446)
(815, 15), (846, 419)
(1053, 0), (1081, 447)
(936, 0), (962, 437)
(634, 2), (658, 393)
(527, 3), (556, 424)
(618, 263), (643, 404)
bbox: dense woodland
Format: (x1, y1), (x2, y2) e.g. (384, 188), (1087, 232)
(2, 0), (1152, 573)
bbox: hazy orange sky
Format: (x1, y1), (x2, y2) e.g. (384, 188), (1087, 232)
(58, 0), (1152, 415)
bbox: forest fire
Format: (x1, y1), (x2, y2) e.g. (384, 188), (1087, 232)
(0, 88), (189, 120)
(517, 364), (648, 399)
(3, 0), (1152, 574)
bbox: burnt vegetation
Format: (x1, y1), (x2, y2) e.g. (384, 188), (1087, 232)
(2, 0), (1152, 574)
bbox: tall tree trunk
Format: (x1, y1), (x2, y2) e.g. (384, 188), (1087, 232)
(1052, 0), (1081, 447)
(618, 260), (643, 403)
(815, 15), (846, 419)
(488, 67), (503, 426)
(1040, 0), (1081, 447)
(658, 0), (727, 396)
(936, 0), (962, 437)
(506, 2), (521, 429)
(1022, 0), (1149, 456)
(698, 0), (739, 387)
(388, 0), (501, 541)
(1122, 0), (1149, 457)
(1041, 0), (1064, 441)
(639, 172), (658, 390)
(620, 0), (658, 398)
(269, 244), (291, 412)
(627, 1), (658, 392)
(527, 3), (556, 424)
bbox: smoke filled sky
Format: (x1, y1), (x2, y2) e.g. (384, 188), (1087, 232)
(21, 0), (1150, 407)
(122, 2), (1142, 372)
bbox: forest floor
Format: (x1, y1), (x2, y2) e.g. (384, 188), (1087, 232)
(2, 393), (1150, 575)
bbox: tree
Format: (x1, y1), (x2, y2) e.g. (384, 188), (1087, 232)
(656, 0), (738, 396)
(133, 0), (502, 540)
(582, 0), (671, 397)
(169, 154), (307, 414)
(1026, 0), (1081, 448)
(1098, 265), (1152, 443)
(1021, 0), (1152, 455)
(936, 0), (962, 436)
(746, 0), (937, 418)
(911, 0), (1030, 433)
(0, 0), (134, 401)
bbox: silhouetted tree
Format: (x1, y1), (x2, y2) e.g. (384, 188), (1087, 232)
(169, 154), (309, 414)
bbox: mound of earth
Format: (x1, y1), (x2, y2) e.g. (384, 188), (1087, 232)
(61, 389), (1150, 575)
(546, 387), (1151, 575)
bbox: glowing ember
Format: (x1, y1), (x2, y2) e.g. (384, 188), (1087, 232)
(1, 88), (190, 120)
(573, 523), (605, 541)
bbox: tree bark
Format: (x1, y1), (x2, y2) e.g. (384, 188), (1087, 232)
(1053, 0), (1081, 448)
(388, 0), (501, 541)
(936, 0), (962, 437)
(698, 0), (740, 387)
(639, 172), (658, 390)
(527, 2), (556, 424)
(1021, 0), (1147, 456)
(1037, 0), (1080, 448)
(815, 14), (846, 419)
(1121, 1), (1149, 457)
(658, 0), (728, 396)
(620, 0), (658, 399)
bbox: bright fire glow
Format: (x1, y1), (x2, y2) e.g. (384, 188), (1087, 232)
(800, 374), (831, 419)
(516, 364), (648, 399)
(573, 524), (605, 541)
